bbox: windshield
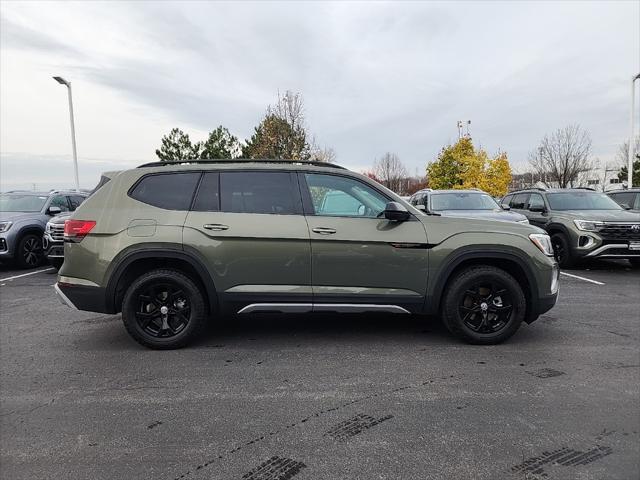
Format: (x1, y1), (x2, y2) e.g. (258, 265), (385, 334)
(547, 192), (622, 210)
(0, 194), (48, 212)
(430, 192), (499, 211)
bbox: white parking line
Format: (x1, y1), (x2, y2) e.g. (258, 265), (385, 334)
(0, 268), (54, 282)
(560, 271), (605, 285)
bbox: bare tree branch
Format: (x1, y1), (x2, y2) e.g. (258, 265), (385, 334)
(528, 124), (593, 188)
(373, 153), (408, 193)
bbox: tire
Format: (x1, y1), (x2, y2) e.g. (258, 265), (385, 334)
(629, 258), (640, 268)
(15, 234), (44, 269)
(121, 269), (207, 349)
(49, 258), (64, 271)
(441, 265), (526, 345)
(551, 233), (574, 268)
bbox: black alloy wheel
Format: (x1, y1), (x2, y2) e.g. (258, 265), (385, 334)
(17, 234), (44, 269)
(135, 282), (191, 338)
(122, 269), (207, 349)
(442, 265), (526, 344)
(458, 282), (513, 334)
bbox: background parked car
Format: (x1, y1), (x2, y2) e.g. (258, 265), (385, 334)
(607, 188), (640, 212)
(501, 188), (640, 267)
(409, 189), (530, 223)
(0, 190), (87, 269)
(43, 211), (73, 270)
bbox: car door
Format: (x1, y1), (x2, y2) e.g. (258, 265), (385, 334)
(526, 193), (549, 228)
(300, 172), (429, 313)
(182, 170), (312, 311)
(509, 193), (530, 219)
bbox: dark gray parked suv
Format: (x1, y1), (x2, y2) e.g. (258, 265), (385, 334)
(0, 190), (87, 268)
(502, 188), (640, 267)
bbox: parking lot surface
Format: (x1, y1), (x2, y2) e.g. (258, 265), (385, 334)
(1, 261), (638, 480)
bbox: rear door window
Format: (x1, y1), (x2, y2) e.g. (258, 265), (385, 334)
(220, 171), (300, 215)
(129, 172), (200, 210)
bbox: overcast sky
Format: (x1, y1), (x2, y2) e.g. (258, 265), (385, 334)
(1, 0), (638, 190)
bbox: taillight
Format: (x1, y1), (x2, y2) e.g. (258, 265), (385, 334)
(64, 220), (96, 242)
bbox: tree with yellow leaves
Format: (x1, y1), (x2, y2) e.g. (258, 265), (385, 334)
(427, 138), (512, 197)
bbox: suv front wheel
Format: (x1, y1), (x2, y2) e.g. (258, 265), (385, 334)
(550, 233), (574, 268)
(442, 265), (526, 344)
(122, 269), (207, 349)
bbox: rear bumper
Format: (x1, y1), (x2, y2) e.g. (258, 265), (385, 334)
(55, 281), (110, 313)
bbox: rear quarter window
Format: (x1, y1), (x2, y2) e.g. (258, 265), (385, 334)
(129, 172), (201, 210)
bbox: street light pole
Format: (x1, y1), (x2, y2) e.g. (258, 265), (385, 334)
(53, 76), (80, 192)
(628, 73), (640, 189)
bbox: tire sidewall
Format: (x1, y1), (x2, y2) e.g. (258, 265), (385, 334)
(443, 267), (526, 344)
(551, 233), (573, 268)
(122, 270), (206, 349)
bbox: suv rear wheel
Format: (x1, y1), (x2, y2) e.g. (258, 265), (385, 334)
(121, 269), (206, 349)
(442, 265), (526, 344)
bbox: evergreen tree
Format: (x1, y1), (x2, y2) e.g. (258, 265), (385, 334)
(155, 128), (202, 161)
(200, 126), (241, 159)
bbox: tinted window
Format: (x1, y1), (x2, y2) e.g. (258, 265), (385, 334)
(305, 173), (388, 217)
(510, 193), (529, 209)
(635, 193), (640, 210)
(547, 192), (622, 210)
(50, 195), (70, 212)
(130, 173), (200, 210)
(501, 194), (513, 207)
(609, 192), (635, 208)
(220, 172), (298, 214)
(68, 195), (85, 211)
(192, 172), (220, 212)
(528, 193), (545, 210)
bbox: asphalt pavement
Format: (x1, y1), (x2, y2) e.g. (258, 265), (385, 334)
(0, 261), (639, 480)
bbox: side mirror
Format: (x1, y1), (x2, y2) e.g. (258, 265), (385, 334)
(416, 204), (426, 211)
(384, 202), (411, 222)
(501, 204), (511, 211)
(529, 205), (545, 213)
(620, 203), (632, 210)
(48, 206), (62, 216)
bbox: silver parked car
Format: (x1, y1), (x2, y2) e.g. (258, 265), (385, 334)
(0, 190), (87, 268)
(409, 189), (530, 223)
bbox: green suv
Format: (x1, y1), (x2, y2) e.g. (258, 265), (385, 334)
(55, 160), (559, 349)
(501, 188), (640, 268)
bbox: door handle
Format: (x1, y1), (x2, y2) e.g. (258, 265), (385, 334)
(312, 227), (336, 235)
(203, 224), (229, 231)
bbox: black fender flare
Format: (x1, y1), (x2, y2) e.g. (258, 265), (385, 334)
(545, 222), (572, 238)
(426, 245), (539, 319)
(104, 244), (218, 314)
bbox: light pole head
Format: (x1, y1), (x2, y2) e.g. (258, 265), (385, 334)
(53, 76), (69, 86)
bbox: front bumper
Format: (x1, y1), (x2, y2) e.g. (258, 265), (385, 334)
(43, 235), (64, 258)
(0, 236), (13, 259)
(582, 242), (640, 259)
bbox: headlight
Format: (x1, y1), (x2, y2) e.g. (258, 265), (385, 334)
(573, 219), (604, 232)
(529, 233), (554, 256)
(517, 218), (529, 224)
(0, 221), (12, 233)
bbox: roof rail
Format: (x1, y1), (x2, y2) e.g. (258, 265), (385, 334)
(509, 186), (547, 193)
(137, 159), (346, 170)
(573, 186), (596, 191)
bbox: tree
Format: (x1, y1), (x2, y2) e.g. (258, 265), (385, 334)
(615, 136), (640, 166)
(373, 153), (408, 193)
(616, 136), (640, 186)
(528, 124), (593, 188)
(155, 128), (202, 161)
(243, 114), (309, 159)
(309, 140), (336, 163)
(426, 138), (512, 196)
(200, 126), (241, 159)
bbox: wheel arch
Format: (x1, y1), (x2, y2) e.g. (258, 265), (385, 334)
(428, 247), (538, 323)
(105, 246), (218, 315)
